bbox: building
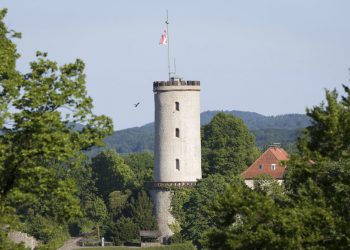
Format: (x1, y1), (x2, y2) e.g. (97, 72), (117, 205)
(241, 145), (289, 188)
(149, 77), (202, 241)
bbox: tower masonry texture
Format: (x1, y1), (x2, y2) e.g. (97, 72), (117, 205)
(150, 77), (202, 240)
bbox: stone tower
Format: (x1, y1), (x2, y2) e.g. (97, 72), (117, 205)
(150, 76), (202, 241)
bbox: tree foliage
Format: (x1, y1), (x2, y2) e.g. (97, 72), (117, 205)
(171, 174), (235, 248)
(0, 8), (113, 248)
(299, 86), (350, 161)
(0, 52), (112, 223)
(203, 158), (350, 249)
(123, 151), (153, 188)
(201, 112), (259, 176)
(0, 8), (21, 128)
(129, 190), (157, 230)
(91, 149), (134, 201)
(108, 190), (130, 219)
(84, 196), (108, 225)
(90, 151), (157, 245)
(0, 8), (158, 249)
(25, 215), (69, 247)
(110, 217), (139, 245)
(203, 84), (350, 249)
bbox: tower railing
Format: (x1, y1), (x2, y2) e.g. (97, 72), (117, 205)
(153, 80), (200, 88)
(146, 181), (197, 189)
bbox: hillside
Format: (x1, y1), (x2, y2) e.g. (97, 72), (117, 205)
(89, 110), (310, 156)
(201, 111), (310, 130)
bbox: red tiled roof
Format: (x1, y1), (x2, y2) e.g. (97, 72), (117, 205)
(241, 146), (289, 180)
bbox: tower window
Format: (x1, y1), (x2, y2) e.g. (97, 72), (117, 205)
(271, 164), (276, 171)
(259, 165), (263, 170)
(176, 159), (180, 171)
(175, 102), (180, 111)
(176, 128), (180, 138)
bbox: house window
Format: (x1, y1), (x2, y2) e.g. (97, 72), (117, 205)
(176, 128), (180, 138)
(259, 165), (263, 170)
(176, 159), (180, 170)
(271, 164), (276, 170)
(175, 102), (180, 111)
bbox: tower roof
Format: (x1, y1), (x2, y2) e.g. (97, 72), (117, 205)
(241, 146), (289, 180)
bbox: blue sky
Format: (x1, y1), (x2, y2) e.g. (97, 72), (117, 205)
(1, 1), (350, 130)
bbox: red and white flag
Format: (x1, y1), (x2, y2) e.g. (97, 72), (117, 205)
(159, 29), (168, 45)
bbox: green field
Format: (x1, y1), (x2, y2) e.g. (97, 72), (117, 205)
(76, 243), (195, 250)
(77, 248), (136, 250)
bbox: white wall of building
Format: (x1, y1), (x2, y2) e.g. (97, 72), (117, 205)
(244, 179), (284, 189)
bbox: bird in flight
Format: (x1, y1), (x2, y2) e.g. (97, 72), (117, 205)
(134, 102), (140, 107)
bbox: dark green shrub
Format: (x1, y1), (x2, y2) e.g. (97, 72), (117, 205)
(110, 217), (139, 245)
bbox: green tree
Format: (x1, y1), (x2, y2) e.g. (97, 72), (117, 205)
(70, 161), (99, 217)
(0, 8), (21, 128)
(203, 174), (342, 250)
(0, 9), (22, 233)
(0, 52), (112, 222)
(203, 85), (350, 249)
(285, 157), (350, 240)
(108, 190), (131, 219)
(0, 8), (113, 248)
(298, 86), (350, 161)
(91, 149), (134, 201)
(174, 174), (235, 248)
(67, 161), (104, 237)
(203, 179), (279, 250)
(110, 217), (139, 245)
(341, 83), (350, 149)
(129, 190), (157, 230)
(123, 152), (153, 188)
(201, 112), (259, 176)
(84, 196), (108, 239)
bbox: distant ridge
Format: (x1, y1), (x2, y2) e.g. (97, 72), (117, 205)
(88, 110), (310, 156)
(200, 110), (310, 130)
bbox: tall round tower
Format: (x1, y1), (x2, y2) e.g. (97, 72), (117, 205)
(150, 77), (201, 241)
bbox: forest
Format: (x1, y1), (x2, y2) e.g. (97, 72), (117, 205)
(90, 111), (310, 156)
(1, 7), (350, 250)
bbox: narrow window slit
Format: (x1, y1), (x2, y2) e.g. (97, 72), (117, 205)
(176, 159), (180, 171)
(176, 128), (180, 138)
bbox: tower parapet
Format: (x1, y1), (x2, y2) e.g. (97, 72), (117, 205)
(146, 181), (197, 189)
(153, 80), (200, 90)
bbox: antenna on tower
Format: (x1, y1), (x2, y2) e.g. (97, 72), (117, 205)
(160, 11), (178, 80)
(166, 10), (171, 80)
(173, 58), (177, 75)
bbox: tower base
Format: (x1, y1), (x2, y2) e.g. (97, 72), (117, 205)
(147, 182), (197, 243)
(150, 189), (175, 243)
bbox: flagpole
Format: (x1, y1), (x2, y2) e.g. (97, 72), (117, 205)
(166, 10), (170, 81)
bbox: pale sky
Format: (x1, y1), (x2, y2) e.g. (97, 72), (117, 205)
(1, 1), (350, 130)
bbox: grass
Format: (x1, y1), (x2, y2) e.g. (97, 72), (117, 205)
(76, 248), (137, 250)
(75, 243), (195, 250)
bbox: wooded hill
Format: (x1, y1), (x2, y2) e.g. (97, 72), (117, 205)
(90, 111), (310, 155)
